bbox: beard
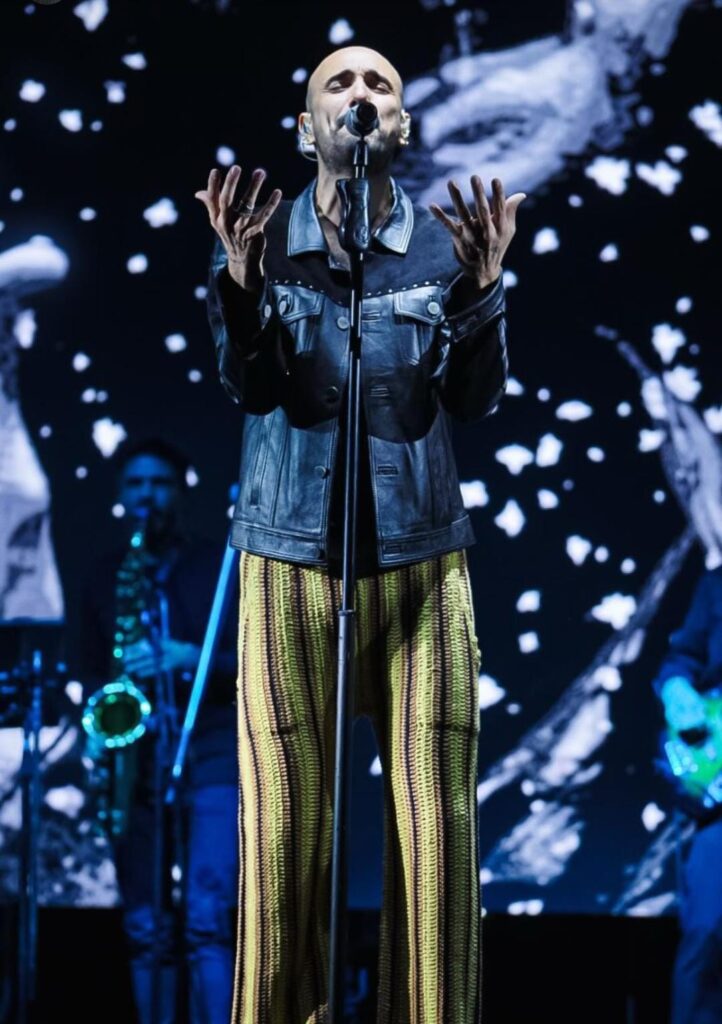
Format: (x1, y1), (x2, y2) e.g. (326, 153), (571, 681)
(316, 127), (398, 175)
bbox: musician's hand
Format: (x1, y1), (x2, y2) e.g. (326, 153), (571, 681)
(124, 638), (200, 679)
(430, 176), (525, 290)
(661, 676), (707, 732)
(195, 165), (282, 294)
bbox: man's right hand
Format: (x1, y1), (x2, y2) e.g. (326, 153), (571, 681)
(195, 165), (282, 294)
(661, 675), (707, 732)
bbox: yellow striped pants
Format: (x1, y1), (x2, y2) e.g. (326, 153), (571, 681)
(233, 549), (482, 1024)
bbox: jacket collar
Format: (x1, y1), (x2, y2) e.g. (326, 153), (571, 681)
(287, 177), (414, 257)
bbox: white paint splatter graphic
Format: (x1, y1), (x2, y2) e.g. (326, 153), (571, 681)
(20, 80), (46, 103)
(689, 100), (722, 147)
(460, 479), (489, 508)
(585, 156), (630, 195)
(536, 433), (563, 467)
(517, 590), (541, 613)
(635, 160), (682, 195)
(591, 593), (637, 630)
(329, 19), (354, 44)
(92, 418), (127, 457)
(495, 500), (526, 538)
(73, 0), (108, 32)
(556, 400), (593, 422)
(495, 444), (535, 475)
(59, 110), (83, 132)
(567, 536), (592, 566)
(143, 198), (178, 228)
(532, 227), (560, 254)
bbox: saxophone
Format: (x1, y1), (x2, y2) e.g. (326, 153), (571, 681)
(81, 518), (154, 836)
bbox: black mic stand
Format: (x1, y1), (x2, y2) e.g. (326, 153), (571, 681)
(145, 583), (181, 1024)
(328, 132), (373, 1024)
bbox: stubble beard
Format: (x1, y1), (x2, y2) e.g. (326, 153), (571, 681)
(318, 130), (397, 177)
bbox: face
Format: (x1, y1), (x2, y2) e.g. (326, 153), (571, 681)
(302, 47), (406, 174)
(117, 454), (182, 538)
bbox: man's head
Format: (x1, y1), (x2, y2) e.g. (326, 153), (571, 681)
(115, 439), (189, 541)
(298, 46), (411, 174)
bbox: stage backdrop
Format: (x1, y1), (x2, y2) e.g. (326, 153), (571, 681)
(0, 0), (720, 914)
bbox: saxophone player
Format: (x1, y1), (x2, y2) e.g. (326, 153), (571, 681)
(71, 437), (238, 1024)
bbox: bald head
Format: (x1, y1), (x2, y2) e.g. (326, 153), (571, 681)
(299, 46), (408, 175)
(306, 46), (404, 111)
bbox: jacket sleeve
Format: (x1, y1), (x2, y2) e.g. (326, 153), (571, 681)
(653, 573), (714, 695)
(434, 274), (508, 423)
(206, 240), (274, 404)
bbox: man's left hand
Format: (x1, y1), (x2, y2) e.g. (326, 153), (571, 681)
(430, 176), (525, 290)
(123, 638), (200, 679)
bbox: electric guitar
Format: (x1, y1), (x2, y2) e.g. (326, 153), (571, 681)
(662, 692), (722, 814)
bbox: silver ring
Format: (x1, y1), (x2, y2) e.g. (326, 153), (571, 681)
(235, 201), (256, 216)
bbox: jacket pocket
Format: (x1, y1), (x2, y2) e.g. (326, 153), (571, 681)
(393, 285), (445, 363)
(248, 413), (272, 508)
(274, 285), (325, 354)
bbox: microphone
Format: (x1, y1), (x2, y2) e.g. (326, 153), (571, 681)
(344, 101), (379, 138)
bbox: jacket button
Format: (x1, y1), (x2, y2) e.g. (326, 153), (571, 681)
(337, 316), (350, 330)
(278, 296), (290, 315)
(314, 465), (330, 478)
(263, 304), (272, 319)
(427, 300), (441, 316)
(324, 386), (339, 402)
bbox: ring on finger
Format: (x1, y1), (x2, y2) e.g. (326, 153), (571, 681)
(235, 200), (256, 216)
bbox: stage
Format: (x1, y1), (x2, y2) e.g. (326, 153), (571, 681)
(0, 907), (678, 1023)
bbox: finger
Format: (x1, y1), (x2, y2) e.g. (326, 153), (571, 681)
(471, 176), (494, 235)
(219, 164), (242, 213)
(429, 203), (462, 236)
(237, 168), (267, 214)
(252, 188), (283, 230)
(504, 192), (527, 231)
(447, 179), (474, 226)
(206, 167), (222, 212)
(490, 177), (507, 227)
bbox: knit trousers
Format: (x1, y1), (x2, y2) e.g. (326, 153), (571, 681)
(232, 549), (482, 1024)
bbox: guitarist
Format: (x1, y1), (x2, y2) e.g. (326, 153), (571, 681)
(656, 566), (722, 1024)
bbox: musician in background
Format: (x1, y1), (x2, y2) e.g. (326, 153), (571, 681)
(72, 438), (238, 1024)
(656, 566), (722, 1024)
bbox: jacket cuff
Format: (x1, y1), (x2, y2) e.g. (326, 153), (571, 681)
(443, 274), (505, 343)
(216, 265), (271, 336)
(214, 262), (272, 354)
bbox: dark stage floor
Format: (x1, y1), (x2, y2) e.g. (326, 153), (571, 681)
(0, 907), (677, 1023)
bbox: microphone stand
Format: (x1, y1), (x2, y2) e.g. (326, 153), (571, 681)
(329, 130), (373, 1024)
(146, 584), (180, 1024)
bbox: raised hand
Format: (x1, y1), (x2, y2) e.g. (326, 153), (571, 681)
(430, 176), (525, 290)
(195, 165), (282, 294)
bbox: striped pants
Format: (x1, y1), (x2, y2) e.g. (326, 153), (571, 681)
(233, 549), (482, 1024)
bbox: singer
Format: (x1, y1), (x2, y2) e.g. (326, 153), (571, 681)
(196, 46), (524, 1024)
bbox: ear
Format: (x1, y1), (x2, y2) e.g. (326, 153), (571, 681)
(297, 112), (318, 160)
(399, 109), (412, 146)
(298, 111), (315, 141)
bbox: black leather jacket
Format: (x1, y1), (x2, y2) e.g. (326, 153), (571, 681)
(208, 178), (508, 570)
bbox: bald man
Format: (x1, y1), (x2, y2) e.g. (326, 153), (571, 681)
(197, 46), (524, 1024)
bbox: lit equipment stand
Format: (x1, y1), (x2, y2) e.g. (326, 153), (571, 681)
(0, 620), (64, 1024)
(329, 99), (379, 1024)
